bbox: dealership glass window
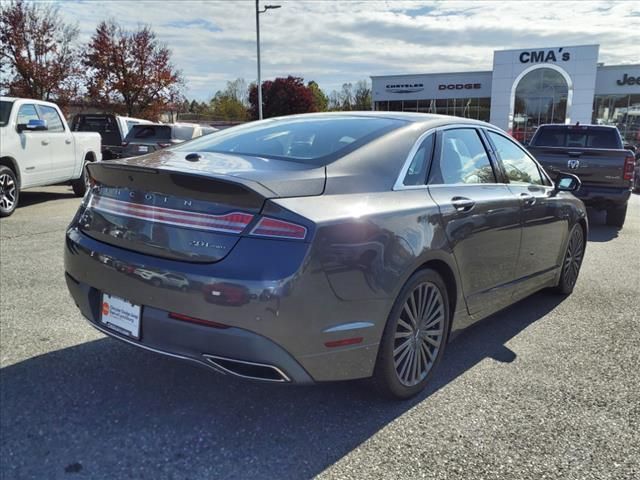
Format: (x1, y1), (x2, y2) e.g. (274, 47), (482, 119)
(592, 94), (640, 144)
(513, 67), (568, 143)
(378, 96), (491, 121)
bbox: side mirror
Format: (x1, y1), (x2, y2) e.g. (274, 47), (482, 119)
(17, 119), (48, 133)
(554, 172), (581, 193)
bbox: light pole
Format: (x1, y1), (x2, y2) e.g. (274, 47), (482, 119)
(256, 0), (281, 120)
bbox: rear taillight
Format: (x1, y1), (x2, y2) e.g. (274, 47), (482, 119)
(623, 153), (635, 181)
(121, 141), (129, 147)
(250, 217), (307, 240)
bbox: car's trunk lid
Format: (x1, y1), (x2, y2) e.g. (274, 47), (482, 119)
(79, 151), (324, 262)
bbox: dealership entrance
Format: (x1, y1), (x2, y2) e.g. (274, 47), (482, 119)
(511, 66), (570, 142)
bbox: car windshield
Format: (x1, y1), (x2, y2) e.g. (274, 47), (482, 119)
(0, 100), (14, 126)
(174, 116), (407, 165)
(534, 126), (621, 149)
(126, 125), (172, 141)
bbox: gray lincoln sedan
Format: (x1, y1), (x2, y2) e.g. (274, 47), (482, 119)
(64, 112), (587, 399)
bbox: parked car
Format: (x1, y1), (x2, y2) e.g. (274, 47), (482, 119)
(0, 97), (101, 217)
(71, 114), (152, 160)
(65, 112), (586, 399)
(526, 124), (635, 227)
(201, 126), (219, 136)
(121, 123), (203, 157)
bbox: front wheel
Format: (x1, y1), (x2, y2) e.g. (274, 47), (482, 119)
(554, 224), (585, 295)
(605, 204), (627, 228)
(0, 166), (19, 218)
(373, 269), (450, 399)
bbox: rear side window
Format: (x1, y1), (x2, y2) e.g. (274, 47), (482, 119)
(172, 125), (195, 140)
(402, 134), (434, 186)
(16, 104), (40, 126)
(126, 125), (172, 141)
(37, 105), (65, 132)
(534, 127), (621, 149)
(429, 128), (496, 184)
(174, 116), (407, 166)
(488, 131), (545, 185)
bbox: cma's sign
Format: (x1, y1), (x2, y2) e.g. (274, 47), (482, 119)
(617, 73), (640, 86)
(385, 83), (424, 94)
(439, 83), (481, 90)
(519, 48), (570, 64)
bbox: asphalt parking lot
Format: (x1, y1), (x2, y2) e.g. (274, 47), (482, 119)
(1, 186), (639, 480)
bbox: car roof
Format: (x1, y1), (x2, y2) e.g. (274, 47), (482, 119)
(265, 111), (493, 129)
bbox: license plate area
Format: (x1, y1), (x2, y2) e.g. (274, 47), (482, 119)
(100, 293), (141, 339)
(138, 146), (149, 153)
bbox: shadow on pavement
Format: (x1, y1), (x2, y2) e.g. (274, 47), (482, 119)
(586, 207), (619, 242)
(17, 189), (76, 208)
(0, 291), (565, 479)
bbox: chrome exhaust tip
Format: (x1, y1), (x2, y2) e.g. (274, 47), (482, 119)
(203, 355), (290, 383)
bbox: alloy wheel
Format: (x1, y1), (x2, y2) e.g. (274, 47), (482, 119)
(393, 281), (445, 387)
(563, 228), (584, 289)
(0, 173), (16, 211)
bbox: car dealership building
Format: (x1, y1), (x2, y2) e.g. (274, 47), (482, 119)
(371, 44), (640, 143)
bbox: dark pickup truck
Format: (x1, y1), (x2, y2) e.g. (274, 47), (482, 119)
(527, 124), (636, 228)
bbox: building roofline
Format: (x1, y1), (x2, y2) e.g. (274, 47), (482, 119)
(494, 43), (600, 53)
(597, 64), (640, 69)
(371, 70), (493, 79)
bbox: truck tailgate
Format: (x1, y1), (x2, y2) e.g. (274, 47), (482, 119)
(529, 146), (628, 189)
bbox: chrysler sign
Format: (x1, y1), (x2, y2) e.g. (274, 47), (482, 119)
(385, 83), (424, 93)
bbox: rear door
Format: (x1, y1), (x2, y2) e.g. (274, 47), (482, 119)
(427, 126), (522, 315)
(486, 129), (567, 290)
(36, 104), (75, 180)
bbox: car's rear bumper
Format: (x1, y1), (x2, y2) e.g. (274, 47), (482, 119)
(575, 186), (631, 209)
(64, 227), (386, 383)
(66, 272), (314, 383)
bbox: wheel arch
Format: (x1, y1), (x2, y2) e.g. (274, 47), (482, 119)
(414, 258), (459, 339)
(0, 156), (21, 188)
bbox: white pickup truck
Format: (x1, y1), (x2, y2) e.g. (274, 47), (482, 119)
(0, 97), (102, 217)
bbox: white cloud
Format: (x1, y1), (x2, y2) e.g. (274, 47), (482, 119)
(56, 0), (640, 100)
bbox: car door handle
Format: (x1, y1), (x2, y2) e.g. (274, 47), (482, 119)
(520, 193), (536, 206)
(41, 140), (49, 145)
(451, 197), (475, 212)
(65, 138), (72, 144)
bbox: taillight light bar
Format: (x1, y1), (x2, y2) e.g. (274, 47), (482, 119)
(249, 217), (307, 240)
(623, 153), (635, 181)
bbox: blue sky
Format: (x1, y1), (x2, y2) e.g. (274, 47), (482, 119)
(57, 0), (640, 101)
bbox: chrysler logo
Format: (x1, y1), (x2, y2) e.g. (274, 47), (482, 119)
(567, 160), (580, 169)
(385, 83), (424, 94)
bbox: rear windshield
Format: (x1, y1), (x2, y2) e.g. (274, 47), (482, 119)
(174, 116), (407, 165)
(73, 115), (116, 133)
(0, 100), (14, 126)
(173, 125), (195, 140)
(533, 126), (621, 149)
(126, 125), (172, 141)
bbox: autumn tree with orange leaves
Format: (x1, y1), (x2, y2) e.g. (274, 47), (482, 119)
(0, 0), (81, 106)
(83, 21), (183, 120)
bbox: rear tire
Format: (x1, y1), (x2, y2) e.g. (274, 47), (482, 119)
(71, 158), (91, 197)
(372, 268), (450, 400)
(0, 166), (19, 218)
(554, 224), (585, 295)
(605, 204), (627, 228)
